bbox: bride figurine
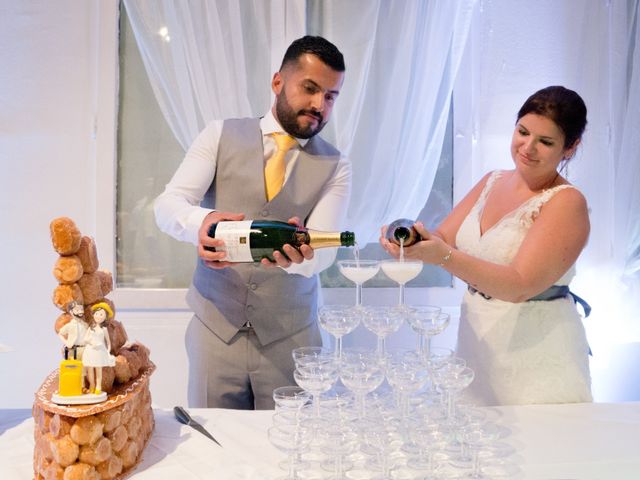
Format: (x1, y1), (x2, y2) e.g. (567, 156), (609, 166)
(84, 302), (116, 395)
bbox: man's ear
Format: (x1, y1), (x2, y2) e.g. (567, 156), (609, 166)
(271, 71), (283, 95)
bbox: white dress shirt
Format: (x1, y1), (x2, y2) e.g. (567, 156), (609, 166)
(154, 110), (352, 277)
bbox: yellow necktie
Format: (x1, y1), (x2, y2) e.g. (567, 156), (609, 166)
(264, 132), (297, 201)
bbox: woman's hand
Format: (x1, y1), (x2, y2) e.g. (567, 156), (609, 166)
(380, 222), (452, 266)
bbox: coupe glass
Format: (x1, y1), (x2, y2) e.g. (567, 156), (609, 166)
(361, 421), (403, 480)
(384, 350), (431, 456)
(292, 346), (333, 368)
(458, 421), (502, 479)
(294, 359), (340, 421)
(384, 350), (430, 422)
(318, 305), (360, 360)
(361, 306), (404, 359)
(339, 349), (385, 419)
(337, 260), (380, 308)
(433, 362), (474, 426)
(268, 424), (312, 480)
(407, 422), (452, 477)
(380, 259), (423, 310)
(406, 307), (448, 358)
(273, 386), (312, 411)
(319, 425), (359, 479)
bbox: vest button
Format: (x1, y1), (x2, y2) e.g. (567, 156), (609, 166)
(250, 283), (258, 291)
(261, 209), (269, 217)
(246, 304), (255, 312)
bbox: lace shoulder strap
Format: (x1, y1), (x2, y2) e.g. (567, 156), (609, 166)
(519, 184), (577, 226)
(475, 170), (504, 210)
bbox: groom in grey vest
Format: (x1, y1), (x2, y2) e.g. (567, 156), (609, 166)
(154, 36), (350, 409)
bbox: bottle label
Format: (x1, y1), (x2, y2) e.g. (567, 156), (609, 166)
(213, 221), (253, 262)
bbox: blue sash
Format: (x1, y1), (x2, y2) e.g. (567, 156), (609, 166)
(467, 284), (593, 355)
(467, 284), (591, 317)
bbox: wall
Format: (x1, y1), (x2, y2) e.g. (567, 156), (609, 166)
(0, 1), (104, 407)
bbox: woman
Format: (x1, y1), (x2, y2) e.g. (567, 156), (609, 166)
(83, 302), (116, 395)
(381, 86), (592, 406)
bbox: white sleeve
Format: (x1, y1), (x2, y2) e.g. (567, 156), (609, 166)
(284, 157), (352, 278)
(153, 121), (223, 246)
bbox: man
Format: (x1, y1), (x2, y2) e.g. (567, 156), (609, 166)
(154, 36), (350, 409)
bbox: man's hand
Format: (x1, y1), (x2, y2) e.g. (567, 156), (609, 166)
(261, 216), (314, 269)
(198, 211), (245, 269)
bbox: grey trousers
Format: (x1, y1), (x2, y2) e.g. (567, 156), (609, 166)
(185, 314), (322, 410)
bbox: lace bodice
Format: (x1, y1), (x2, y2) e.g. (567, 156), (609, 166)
(456, 170), (575, 285)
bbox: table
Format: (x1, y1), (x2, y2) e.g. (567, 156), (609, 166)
(2, 402), (639, 479)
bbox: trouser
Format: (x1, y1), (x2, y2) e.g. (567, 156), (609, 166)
(185, 314), (322, 410)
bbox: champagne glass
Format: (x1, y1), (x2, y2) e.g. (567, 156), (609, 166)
(433, 361), (474, 426)
(405, 307), (447, 358)
(361, 421), (403, 480)
(458, 422), (502, 479)
(319, 425), (359, 479)
(385, 351), (430, 422)
(268, 424), (312, 480)
(407, 422), (452, 477)
(339, 349), (385, 420)
(273, 386), (312, 411)
(380, 259), (423, 311)
(292, 346), (333, 368)
(294, 359), (340, 421)
(318, 305), (360, 360)
(361, 306), (404, 359)
(337, 260), (380, 309)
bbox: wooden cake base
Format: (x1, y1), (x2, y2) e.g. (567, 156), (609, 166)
(32, 364), (155, 480)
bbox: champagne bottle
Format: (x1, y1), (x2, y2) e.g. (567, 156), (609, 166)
(386, 218), (421, 247)
(206, 220), (355, 262)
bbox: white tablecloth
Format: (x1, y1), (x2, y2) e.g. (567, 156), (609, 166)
(2, 402), (639, 479)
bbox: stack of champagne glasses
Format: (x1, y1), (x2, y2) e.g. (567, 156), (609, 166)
(267, 258), (518, 479)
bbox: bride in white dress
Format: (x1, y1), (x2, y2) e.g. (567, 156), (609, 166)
(381, 86), (592, 406)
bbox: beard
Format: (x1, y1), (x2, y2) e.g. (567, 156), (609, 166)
(275, 88), (326, 139)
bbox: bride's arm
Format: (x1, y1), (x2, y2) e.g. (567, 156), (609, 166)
(405, 187), (589, 302)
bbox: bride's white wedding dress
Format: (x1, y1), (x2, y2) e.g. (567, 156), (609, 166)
(455, 170), (592, 406)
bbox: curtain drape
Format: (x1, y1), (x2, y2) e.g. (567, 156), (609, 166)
(614, 1), (640, 279)
(606, 0), (640, 341)
(309, 0), (475, 243)
(122, 0), (305, 150)
(122, 0), (476, 244)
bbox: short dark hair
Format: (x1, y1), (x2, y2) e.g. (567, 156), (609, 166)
(517, 86), (587, 148)
(280, 35), (345, 72)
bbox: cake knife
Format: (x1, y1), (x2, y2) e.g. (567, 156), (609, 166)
(174, 405), (223, 447)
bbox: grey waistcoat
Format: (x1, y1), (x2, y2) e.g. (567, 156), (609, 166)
(187, 118), (341, 346)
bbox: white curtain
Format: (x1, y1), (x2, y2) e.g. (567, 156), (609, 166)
(613, 0), (640, 302)
(122, 0), (305, 150)
(312, 0), (475, 243)
(122, 0), (476, 244)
